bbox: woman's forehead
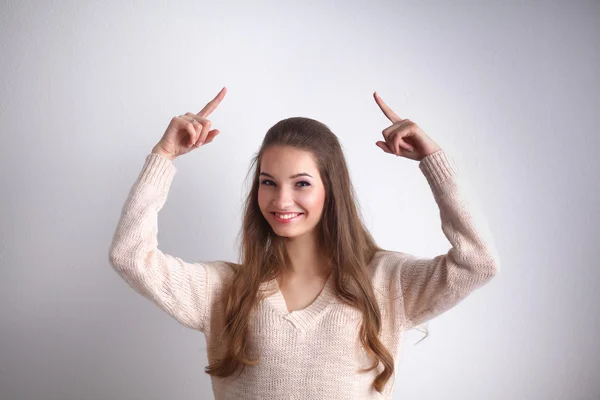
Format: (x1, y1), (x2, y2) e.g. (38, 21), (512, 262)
(260, 146), (319, 176)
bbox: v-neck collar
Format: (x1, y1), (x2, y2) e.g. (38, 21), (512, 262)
(260, 273), (336, 331)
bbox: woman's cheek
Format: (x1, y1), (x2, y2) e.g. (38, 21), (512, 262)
(257, 190), (269, 213)
(299, 190), (325, 214)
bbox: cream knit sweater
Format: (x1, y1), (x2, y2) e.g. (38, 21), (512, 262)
(109, 149), (500, 399)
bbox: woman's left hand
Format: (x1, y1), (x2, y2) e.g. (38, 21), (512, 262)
(373, 92), (442, 161)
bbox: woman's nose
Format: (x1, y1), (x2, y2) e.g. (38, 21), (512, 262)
(272, 188), (294, 208)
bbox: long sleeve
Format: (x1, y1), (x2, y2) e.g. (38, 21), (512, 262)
(398, 149), (500, 329)
(108, 153), (210, 332)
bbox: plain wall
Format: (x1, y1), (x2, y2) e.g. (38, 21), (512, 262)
(1, 0), (598, 399)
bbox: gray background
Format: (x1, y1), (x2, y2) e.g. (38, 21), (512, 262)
(1, 0), (598, 399)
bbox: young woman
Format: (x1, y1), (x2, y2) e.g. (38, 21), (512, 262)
(109, 87), (500, 399)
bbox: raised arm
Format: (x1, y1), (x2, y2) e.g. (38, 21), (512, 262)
(108, 153), (211, 331)
(399, 150), (500, 329)
(371, 91), (500, 329)
(109, 87), (228, 332)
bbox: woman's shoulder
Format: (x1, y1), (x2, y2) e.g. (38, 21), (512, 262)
(368, 249), (417, 282)
(195, 260), (240, 284)
(366, 250), (415, 301)
(370, 249), (413, 265)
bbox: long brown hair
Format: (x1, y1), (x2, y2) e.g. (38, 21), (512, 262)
(205, 116), (427, 393)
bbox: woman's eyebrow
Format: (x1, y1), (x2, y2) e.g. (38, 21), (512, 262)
(259, 172), (313, 179)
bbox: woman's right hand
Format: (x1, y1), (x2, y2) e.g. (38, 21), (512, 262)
(152, 87), (227, 160)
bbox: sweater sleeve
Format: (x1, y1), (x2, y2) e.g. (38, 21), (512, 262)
(108, 153), (210, 333)
(399, 149), (500, 329)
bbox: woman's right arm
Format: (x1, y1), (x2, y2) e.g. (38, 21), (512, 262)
(108, 153), (211, 332)
(109, 88), (227, 332)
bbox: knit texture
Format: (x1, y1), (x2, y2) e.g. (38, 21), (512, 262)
(108, 149), (500, 399)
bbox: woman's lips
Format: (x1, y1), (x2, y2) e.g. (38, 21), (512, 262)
(272, 212), (304, 223)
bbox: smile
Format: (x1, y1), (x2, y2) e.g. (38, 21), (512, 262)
(272, 212), (304, 223)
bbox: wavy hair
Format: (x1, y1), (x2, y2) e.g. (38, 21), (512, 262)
(205, 117), (428, 393)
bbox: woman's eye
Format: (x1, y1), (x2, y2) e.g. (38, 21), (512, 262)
(259, 180), (310, 188)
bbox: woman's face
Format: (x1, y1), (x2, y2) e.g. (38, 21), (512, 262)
(258, 145), (326, 239)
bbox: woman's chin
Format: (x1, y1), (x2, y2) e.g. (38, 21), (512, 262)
(273, 228), (297, 237)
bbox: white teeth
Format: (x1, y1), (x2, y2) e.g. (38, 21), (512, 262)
(274, 213), (301, 219)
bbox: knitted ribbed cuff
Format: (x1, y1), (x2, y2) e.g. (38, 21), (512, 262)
(135, 153), (177, 192)
(418, 149), (458, 188)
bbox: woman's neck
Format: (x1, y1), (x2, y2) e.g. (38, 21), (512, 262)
(282, 234), (331, 279)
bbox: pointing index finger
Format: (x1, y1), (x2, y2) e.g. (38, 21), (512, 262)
(373, 92), (401, 123)
(198, 87), (227, 118)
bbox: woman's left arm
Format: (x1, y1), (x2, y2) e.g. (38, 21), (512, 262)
(372, 92), (501, 329)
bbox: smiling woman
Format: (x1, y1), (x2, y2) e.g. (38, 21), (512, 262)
(257, 145), (326, 245)
(109, 88), (500, 400)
